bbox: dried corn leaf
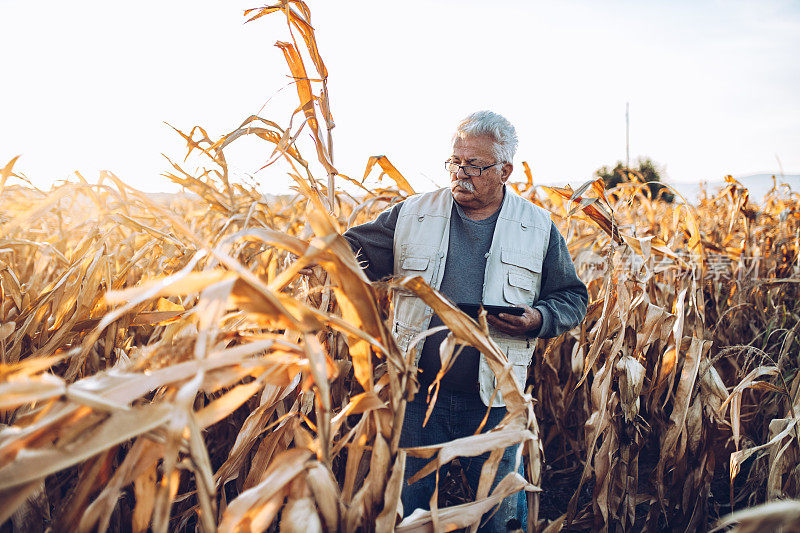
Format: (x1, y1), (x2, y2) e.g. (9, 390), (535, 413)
(0, 403), (173, 490)
(218, 448), (312, 532)
(396, 472), (530, 533)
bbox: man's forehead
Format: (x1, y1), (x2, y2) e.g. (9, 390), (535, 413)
(453, 132), (494, 145)
(451, 135), (495, 160)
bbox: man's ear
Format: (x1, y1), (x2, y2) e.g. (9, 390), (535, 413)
(500, 163), (513, 183)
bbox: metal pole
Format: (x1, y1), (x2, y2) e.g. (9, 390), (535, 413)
(625, 102), (630, 169)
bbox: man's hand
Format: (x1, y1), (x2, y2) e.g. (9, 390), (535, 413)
(486, 305), (542, 337)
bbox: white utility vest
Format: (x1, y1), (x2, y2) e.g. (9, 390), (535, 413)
(391, 186), (552, 407)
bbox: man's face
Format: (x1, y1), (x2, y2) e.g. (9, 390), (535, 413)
(449, 134), (511, 214)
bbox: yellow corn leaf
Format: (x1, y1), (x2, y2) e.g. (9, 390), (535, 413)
(305, 461), (341, 532)
(218, 448), (312, 532)
(274, 41), (336, 176)
(720, 365), (781, 450)
(375, 449), (406, 532)
(729, 419), (798, 482)
(0, 373), (65, 409)
(104, 268), (227, 305)
(132, 462), (158, 533)
(712, 499), (800, 533)
(406, 427), (534, 484)
(0, 184), (78, 239)
(363, 155), (415, 196)
(0, 352), (66, 381)
(281, 496), (322, 533)
(0, 403), (173, 490)
(156, 297), (183, 312)
(396, 472), (532, 532)
(655, 338), (711, 500)
(195, 379), (265, 429)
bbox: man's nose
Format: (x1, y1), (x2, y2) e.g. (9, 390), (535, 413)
(455, 166), (470, 179)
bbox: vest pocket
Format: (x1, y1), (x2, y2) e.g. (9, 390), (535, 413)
(501, 249), (541, 272)
(401, 256), (430, 271)
(477, 347), (533, 407)
(398, 244), (439, 286)
(507, 347), (532, 390)
(501, 248), (542, 305)
(503, 272), (534, 305)
(392, 319), (419, 357)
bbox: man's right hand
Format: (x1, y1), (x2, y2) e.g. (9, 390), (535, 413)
(487, 305), (542, 337)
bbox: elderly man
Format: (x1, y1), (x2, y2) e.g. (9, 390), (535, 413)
(344, 111), (588, 531)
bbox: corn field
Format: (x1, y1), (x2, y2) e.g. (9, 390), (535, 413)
(2, 2), (800, 532)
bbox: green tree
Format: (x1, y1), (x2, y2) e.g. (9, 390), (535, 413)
(594, 157), (675, 202)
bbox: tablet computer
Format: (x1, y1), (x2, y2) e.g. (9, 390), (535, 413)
(457, 303), (525, 318)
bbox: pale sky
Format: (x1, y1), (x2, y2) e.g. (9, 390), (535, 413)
(1, 0), (798, 194)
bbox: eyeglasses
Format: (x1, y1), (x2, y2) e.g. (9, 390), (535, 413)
(444, 160), (500, 177)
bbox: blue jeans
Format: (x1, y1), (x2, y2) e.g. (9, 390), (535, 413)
(399, 388), (522, 532)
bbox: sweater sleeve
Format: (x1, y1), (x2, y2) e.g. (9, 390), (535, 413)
(342, 202), (402, 282)
(529, 221), (589, 339)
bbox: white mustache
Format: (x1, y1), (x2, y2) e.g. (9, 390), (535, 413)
(452, 179), (475, 192)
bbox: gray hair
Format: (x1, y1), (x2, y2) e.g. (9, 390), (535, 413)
(454, 110), (518, 164)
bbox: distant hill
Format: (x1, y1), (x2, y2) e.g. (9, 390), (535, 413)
(666, 174), (800, 204)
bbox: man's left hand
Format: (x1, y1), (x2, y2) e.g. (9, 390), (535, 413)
(486, 305), (542, 337)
